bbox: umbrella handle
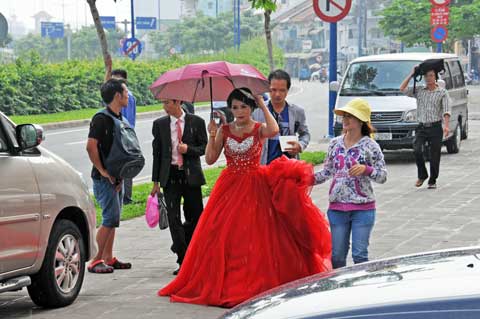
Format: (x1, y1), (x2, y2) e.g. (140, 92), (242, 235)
(209, 77), (214, 121)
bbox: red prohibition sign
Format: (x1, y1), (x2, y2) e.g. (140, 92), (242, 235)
(430, 0), (450, 6)
(313, 0), (352, 23)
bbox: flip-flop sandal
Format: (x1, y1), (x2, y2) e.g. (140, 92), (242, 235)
(88, 260), (114, 274)
(106, 257), (132, 269)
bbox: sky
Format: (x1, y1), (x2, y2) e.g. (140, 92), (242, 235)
(0, 0), (181, 32)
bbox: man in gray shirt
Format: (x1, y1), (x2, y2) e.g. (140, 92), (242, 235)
(252, 69), (310, 165)
(400, 65), (451, 189)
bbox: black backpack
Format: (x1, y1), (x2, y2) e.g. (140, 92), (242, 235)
(98, 109), (145, 179)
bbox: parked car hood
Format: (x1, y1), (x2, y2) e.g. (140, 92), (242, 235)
(220, 247), (480, 319)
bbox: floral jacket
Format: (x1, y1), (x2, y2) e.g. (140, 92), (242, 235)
(314, 136), (387, 211)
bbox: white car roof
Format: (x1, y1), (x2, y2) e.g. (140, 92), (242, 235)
(351, 52), (458, 63)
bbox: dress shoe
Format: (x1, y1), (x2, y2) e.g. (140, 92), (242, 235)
(415, 179), (426, 187)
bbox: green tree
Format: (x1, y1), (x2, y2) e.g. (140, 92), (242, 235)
(0, 33), (12, 47)
(147, 11), (262, 56)
(13, 27), (123, 62)
(247, 0), (277, 71)
(379, 0), (480, 51)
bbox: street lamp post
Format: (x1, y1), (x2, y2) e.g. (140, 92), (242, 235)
(233, 0), (240, 50)
(158, 0), (161, 31)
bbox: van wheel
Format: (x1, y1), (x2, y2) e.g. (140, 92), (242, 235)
(27, 220), (86, 308)
(461, 115), (468, 140)
(446, 123), (461, 154)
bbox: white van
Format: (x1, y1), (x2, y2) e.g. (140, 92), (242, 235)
(330, 53), (468, 154)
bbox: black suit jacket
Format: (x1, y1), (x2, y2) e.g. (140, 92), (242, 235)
(152, 113), (207, 187)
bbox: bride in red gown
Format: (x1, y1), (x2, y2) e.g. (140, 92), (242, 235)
(158, 88), (331, 307)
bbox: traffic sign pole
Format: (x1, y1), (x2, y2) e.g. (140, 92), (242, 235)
(437, 43), (442, 53)
(313, 0), (352, 137)
(131, 0), (135, 39)
(328, 22), (337, 137)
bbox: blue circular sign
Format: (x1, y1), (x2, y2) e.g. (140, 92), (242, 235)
(122, 37), (143, 60)
(431, 25), (448, 43)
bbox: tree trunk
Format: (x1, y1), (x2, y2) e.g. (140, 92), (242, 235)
(86, 0), (111, 69)
(264, 10), (275, 72)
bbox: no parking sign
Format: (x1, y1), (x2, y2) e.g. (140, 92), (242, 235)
(313, 0), (352, 23)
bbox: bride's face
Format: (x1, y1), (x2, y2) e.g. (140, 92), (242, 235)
(231, 99), (252, 124)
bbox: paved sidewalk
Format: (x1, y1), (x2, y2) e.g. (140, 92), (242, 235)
(2, 126), (480, 319)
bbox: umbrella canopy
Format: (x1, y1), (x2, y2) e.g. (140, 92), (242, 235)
(149, 61), (270, 103)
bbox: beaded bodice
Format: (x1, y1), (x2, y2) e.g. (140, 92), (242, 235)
(223, 123), (263, 172)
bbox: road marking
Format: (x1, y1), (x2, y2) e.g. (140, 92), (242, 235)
(66, 141), (86, 145)
(47, 128), (89, 136)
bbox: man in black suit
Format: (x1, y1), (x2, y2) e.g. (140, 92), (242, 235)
(151, 99), (207, 275)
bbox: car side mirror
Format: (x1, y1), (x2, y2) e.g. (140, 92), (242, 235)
(329, 81), (340, 92)
(16, 124), (44, 150)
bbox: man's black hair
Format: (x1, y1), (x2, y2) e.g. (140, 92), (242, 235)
(112, 69), (128, 80)
(268, 69), (291, 89)
(101, 79), (125, 105)
(227, 87), (257, 110)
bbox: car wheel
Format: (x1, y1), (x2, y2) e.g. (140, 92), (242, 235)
(446, 123), (461, 154)
(27, 220), (86, 308)
(461, 114), (468, 140)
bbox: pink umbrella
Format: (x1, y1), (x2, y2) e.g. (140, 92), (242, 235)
(149, 61), (270, 116)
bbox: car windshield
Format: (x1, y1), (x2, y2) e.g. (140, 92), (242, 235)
(340, 60), (420, 96)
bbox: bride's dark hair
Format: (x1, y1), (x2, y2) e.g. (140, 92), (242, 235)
(227, 87), (257, 110)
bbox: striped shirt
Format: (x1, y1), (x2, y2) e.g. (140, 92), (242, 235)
(406, 85), (451, 124)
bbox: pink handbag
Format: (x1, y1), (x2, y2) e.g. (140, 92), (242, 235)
(145, 194), (159, 228)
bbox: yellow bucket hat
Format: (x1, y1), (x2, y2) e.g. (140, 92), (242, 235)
(334, 98), (371, 123)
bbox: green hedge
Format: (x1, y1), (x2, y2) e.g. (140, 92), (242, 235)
(0, 38), (283, 116)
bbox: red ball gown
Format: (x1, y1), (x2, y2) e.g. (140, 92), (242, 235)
(159, 123), (332, 307)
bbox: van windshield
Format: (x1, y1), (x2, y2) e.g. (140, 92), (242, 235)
(340, 60), (420, 96)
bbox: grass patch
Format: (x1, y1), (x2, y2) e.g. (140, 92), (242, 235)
(300, 151), (326, 165)
(10, 104), (164, 125)
(94, 151), (326, 225)
(10, 103), (211, 125)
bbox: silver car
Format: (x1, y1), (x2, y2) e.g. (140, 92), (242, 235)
(220, 246), (480, 318)
(0, 112), (97, 308)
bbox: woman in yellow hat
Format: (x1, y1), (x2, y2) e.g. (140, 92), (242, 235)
(313, 98), (387, 269)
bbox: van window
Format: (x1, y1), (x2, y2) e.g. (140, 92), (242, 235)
(0, 125), (8, 152)
(341, 60), (419, 96)
(441, 63), (453, 89)
(448, 60), (465, 88)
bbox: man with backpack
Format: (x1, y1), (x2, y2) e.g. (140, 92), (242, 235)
(104, 59), (137, 205)
(86, 79), (144, 273)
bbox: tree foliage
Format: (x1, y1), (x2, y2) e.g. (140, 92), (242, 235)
(13, 27), (123, 62)
(379, 0), (480, 50)
(147, 11), (263, 56)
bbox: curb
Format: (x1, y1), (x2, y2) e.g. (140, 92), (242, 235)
(41, 110), (167, 131)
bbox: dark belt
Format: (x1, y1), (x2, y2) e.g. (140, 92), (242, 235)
(418, 121), (441, 128)
(170, 164), (184, 171)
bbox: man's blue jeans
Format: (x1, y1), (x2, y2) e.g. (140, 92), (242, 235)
(327, 209), (376, 269)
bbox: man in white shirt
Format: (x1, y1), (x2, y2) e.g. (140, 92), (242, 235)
(150, 99), (208, 275)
